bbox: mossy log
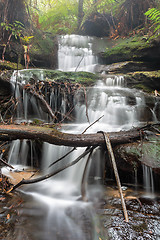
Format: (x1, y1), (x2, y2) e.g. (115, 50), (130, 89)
(0, 124), (141, 147)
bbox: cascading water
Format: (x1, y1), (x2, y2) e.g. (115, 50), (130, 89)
(3, 35), (159, 239)
(142, 165), (154, 194)
(58, 34), (98, 72)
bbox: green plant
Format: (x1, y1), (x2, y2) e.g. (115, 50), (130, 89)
(38, 0), (78, 34)
(21, 35), (34, 44)
(1, 21), (24, 39)
(145, 8), (160, 38)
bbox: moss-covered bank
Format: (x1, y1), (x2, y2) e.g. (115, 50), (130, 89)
(16, 69), (99, 86)
(0, 30), (57, 69)
(125, 70), (160, 92)
(101, 36), (160, 65)
(0, 60), (23, 71)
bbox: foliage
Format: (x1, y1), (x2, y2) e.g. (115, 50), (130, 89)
(1, 21), (24, 39)
(21, 35), (34, 44)
(145, 7), (160, 39)
(36, 0), (78, 34)
(103, 35), (152, 64)
(80, 0), (117, 28)
(27, 0), (122, 34)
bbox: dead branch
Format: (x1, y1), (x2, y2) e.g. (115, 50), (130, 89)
(83, 86), (90, 123)
(10, 146), (94, 191)
(48, 115), (104, 168)
(0, 157), (14, 169)
(82, 115), (104, 134)
(81, 147), (95, 201)
(102, 132), (129, 222)
(25, 86), (57, 121)
(2, 33), (12, 61)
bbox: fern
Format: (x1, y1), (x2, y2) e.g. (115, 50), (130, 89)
(145, 8), (160, 37)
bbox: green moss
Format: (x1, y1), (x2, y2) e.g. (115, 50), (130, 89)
(0, 60), (23, 70)
(126, 70), (160, 92)
(131, 70), (160, 78)
(104, 36), (152, 62)
(124, 137), (160, 169)
(46, 71), (98, 85)
(18, 69), (99, 86)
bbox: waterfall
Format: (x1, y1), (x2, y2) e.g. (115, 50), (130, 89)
(58, 34), (98, 72)
(142, 165), (154, 194)
(3, 34), (159, 239)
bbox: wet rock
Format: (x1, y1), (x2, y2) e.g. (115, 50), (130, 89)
(100, 36), (160, 66)
(103, 186), (160, 240)
(126, 95), (137, 105)
(114, 134), (160, 175)
(95, 61), (154, 74)
(125, 70), (160, 92)
(136, 106), (154, 122)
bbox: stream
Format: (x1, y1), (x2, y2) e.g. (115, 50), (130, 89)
(0, 35), (160, 240)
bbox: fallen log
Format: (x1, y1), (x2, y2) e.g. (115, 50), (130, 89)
(0, 124), (142, 147)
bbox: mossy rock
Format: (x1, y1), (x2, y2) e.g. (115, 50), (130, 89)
(125, 70), (160, 92)
(97, 61), (155, 74)
(101, 36), (160, 65)
(16, 69), (99, 86)
(0, 60), (23, 71)
(45, 70), (98, 85)
(115, 133), (160, 173)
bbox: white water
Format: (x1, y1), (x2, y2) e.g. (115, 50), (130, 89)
(142, 165), (154, 194)
(58, 34), (98, 72)
(5, 34), (158, 239)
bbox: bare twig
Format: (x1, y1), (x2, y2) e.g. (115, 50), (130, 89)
(82, 115), (104, 134)
(151, 126), (160, 134)
(83, 86), (90, 123)
(0, 112), (5, 124)
(75, 55), (84, 72)
(59, 106), (75, 123)
(48, 115), (103, 168)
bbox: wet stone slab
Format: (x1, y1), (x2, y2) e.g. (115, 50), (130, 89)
(100, 186), (160, 240)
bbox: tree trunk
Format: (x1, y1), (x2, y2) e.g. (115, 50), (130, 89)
(0, 0), (28, 26)
(78, 0), (84, 30)
(0, 124), (142, 147)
